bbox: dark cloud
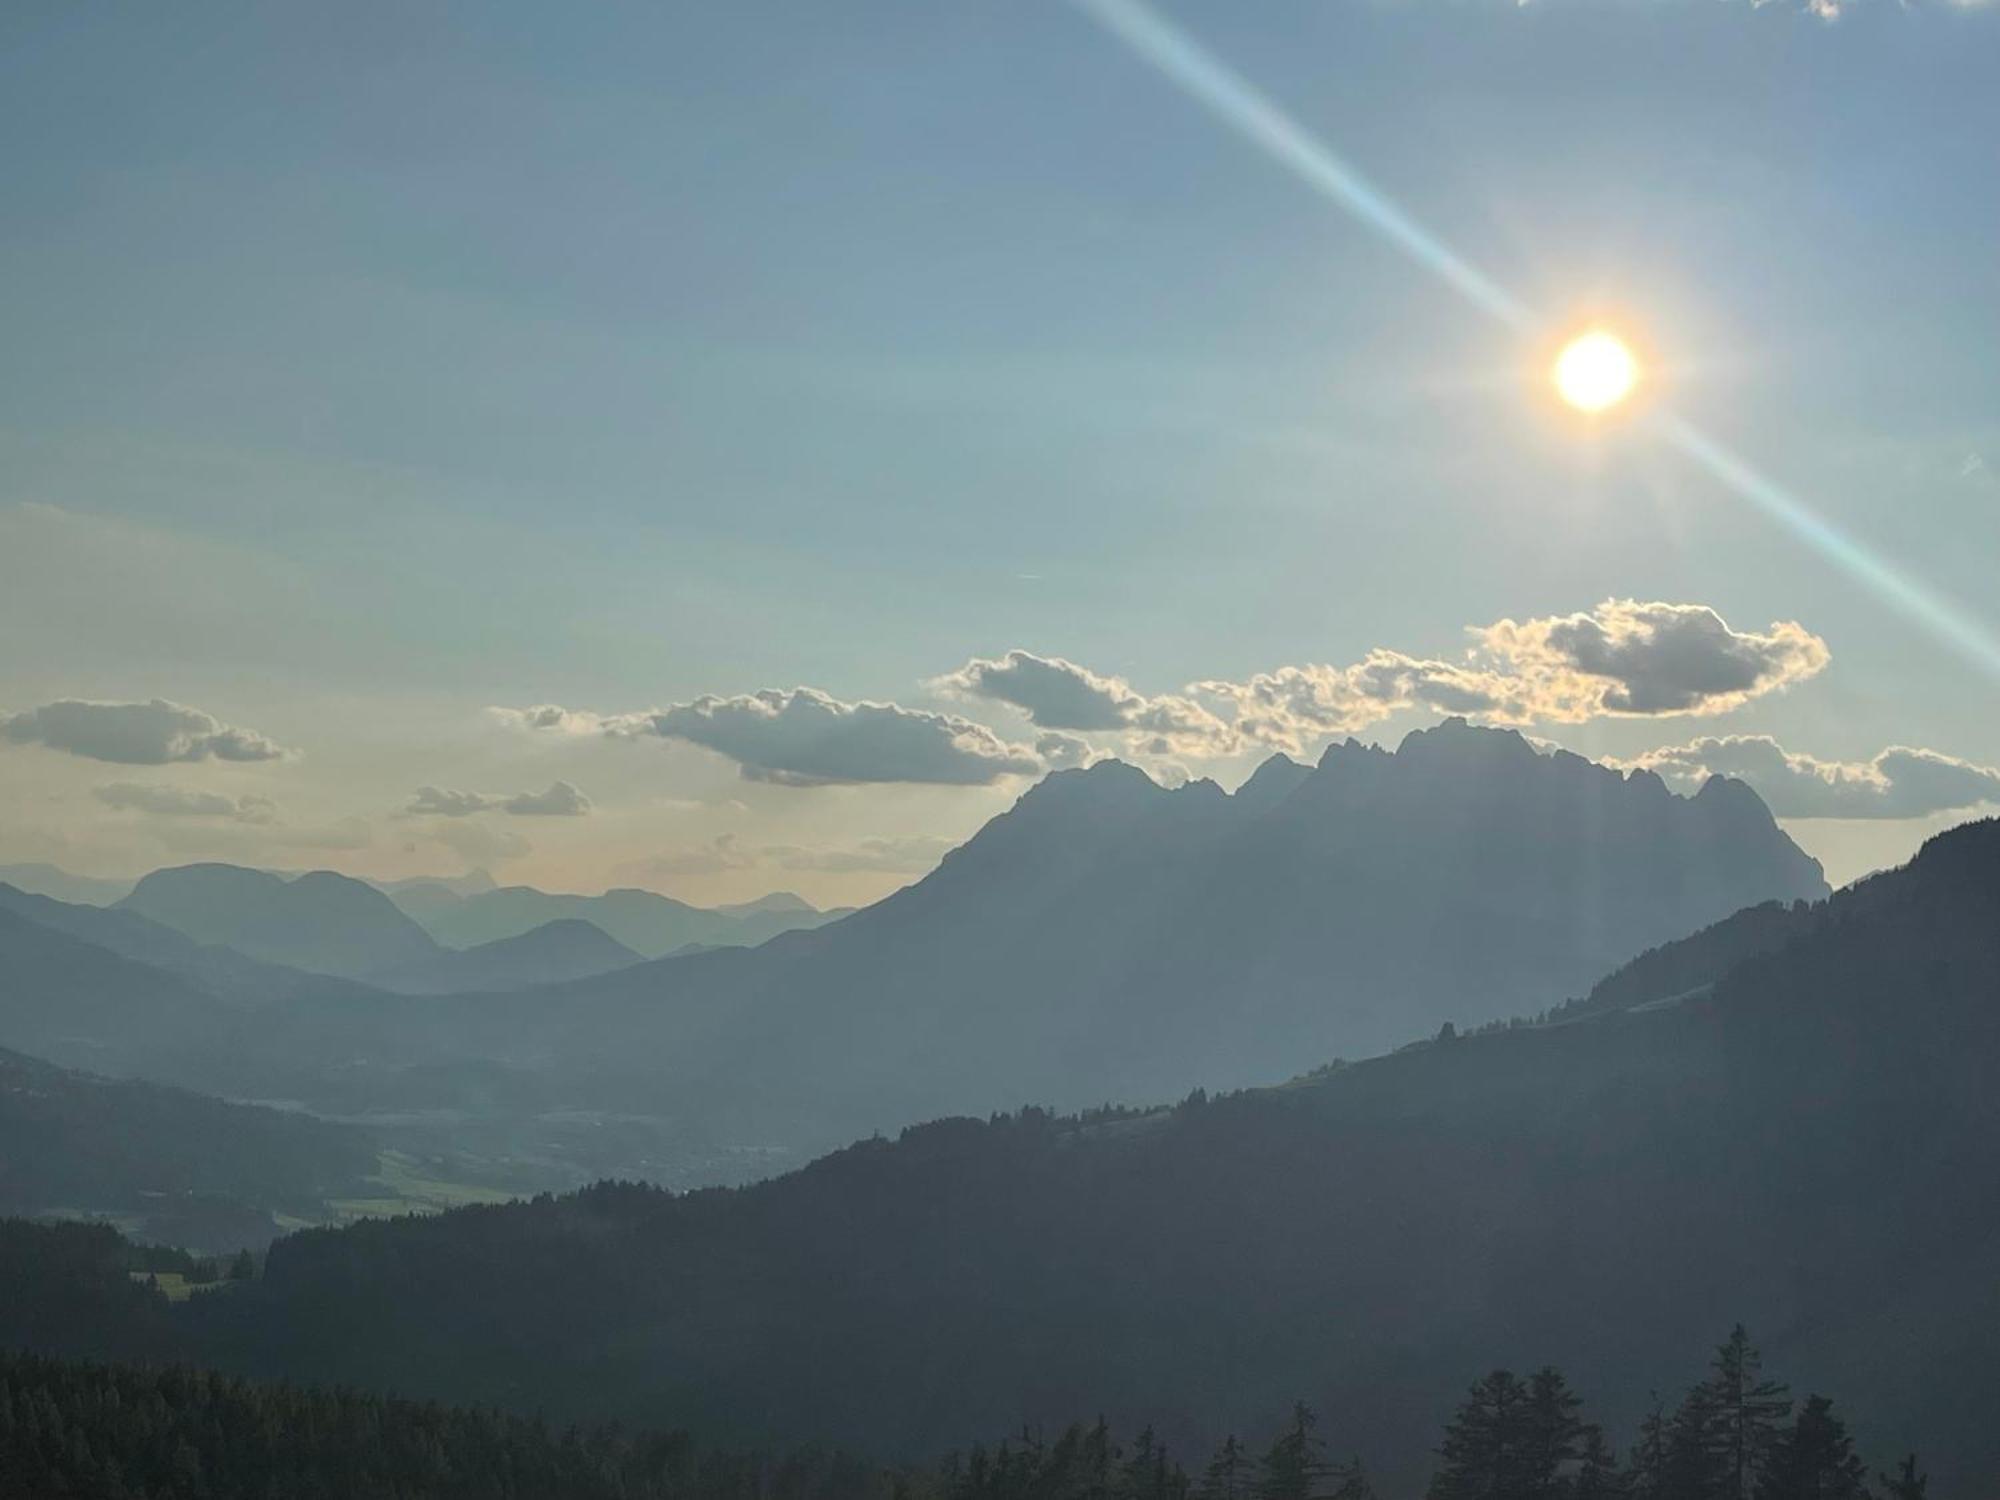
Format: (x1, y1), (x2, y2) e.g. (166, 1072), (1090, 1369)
(1477, 600), (1828, 719)
(641, 689), (1042, 786)
(3, 698), (291, 764)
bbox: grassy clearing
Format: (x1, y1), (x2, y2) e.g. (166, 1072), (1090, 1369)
(324, 1150), (513, 1223)
(128, 1271), (231, 1304)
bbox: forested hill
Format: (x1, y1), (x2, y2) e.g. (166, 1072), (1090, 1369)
(0, 1046), (377, 1249)
(168, 818), (2000, 1493)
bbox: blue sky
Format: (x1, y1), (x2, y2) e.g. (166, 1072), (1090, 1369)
(3, 0), (1997, 900)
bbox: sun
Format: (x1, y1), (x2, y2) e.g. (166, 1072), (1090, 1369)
(1552, 330), (1640, 413)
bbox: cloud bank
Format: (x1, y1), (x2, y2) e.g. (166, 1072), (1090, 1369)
(94, 783), (278, 824)
(1623, 736), (2000, 819)
(405, 781), (592, 818)
(944, 601), (1830, 761)
(2, 698), (292, 764)
(503, 688), (1041, 787)
(501, 601), (1831, 784)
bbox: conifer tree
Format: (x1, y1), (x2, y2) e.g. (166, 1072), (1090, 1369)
(1258, 1404), (1332, 1500)
(1752, 1396), (1867, 1500)
(1199, 1435), (1254, 1500)
(1701, 1326), (1789, 1500)
(1877, 1454), (1927, 1500)
(1427, 1370), (1526, 1500)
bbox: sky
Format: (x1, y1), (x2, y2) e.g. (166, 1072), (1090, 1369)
(2, 0), (1997, 905)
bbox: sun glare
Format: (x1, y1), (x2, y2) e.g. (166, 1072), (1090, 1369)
(1552, 330), (1640, 413)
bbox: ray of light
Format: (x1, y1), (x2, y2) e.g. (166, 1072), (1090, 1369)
(1072, 0), (2000, 684)
(1072, 0), (1535, 333)
(1655, 413), (2000, 679)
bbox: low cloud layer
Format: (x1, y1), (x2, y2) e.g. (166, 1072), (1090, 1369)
(942, 601), (1830, 762)
(95, 783), (278, 824)
(503, 688), (1041, 787)
(405, 781), (592, 818)
(1624, 736), (2000, 819)
(3, 698), (291, 764)
(500, 601), (1831, 786)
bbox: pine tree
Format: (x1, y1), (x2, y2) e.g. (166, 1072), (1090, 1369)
(1519, 1366), (1590, 1498)
(1701, 1326), (1789, 1500)
(1877, 1454), (1927, 1500)
(1199, 1436), (1254, 1500)
(1626, 1395), (1667, 1499)
(1752, 1396), (1867, 1500)
(1572, 1427), (1628, 1500)
(1258, 1404), (1332, 1500)
(1428, 1370), (1526, 1500)
(1660, 1382), (1727, 1500)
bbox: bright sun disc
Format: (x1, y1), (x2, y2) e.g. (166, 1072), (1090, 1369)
(1552, 330), (1639, 413)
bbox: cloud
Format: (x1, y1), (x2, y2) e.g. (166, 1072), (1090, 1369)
(939, 650), (1238, 756)
(761, 835), (956, 874)
(2, 698), (291, 764)
(1622, 736), (2000, 819)
(1191, 651), (1515, 751)
(942, 603), (1824, 766)
(501, 599), (1827, 784)
(503, 781), (592, 816)
(618, 835), (757, 879)
(1035, 731), (1101, 770)
(94, 783), (278, 824)
(485, 704), (633, 736)
(1474, 601), (1829, 719)
(508, 688), (1042, 787)
(403, 781), (592, 818)
(935, 651), (1141, 731)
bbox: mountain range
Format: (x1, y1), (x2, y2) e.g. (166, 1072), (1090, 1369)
(0, 722), (1830, 1181)
(470, 719), (1828, 1154)
(173, 814), (2000, 1494)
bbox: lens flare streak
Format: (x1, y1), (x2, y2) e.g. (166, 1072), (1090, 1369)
(1072, 0), (2000, 685)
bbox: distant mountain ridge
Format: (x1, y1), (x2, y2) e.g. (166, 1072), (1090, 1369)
(119, 864), (440, 981)
(369, 918), (642, 995)
(392, 882), (847, 958)
(182, 816), (2000, 1492)
(505, 719), (1828, 1154)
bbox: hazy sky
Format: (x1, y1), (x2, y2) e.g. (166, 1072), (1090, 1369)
(3, 0), (1997, 903)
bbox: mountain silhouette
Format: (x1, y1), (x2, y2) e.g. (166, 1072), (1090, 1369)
(0, 1044), (375, 1251)
(119, 864), (440, 980)
(185, 817), (2000, 1493)
(505, 720), (1828, 1154)
(394, 882), (842, 958)
(370, 918), (642, 995)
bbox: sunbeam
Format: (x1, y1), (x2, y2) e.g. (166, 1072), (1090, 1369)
(1071, 0), (2000, 684)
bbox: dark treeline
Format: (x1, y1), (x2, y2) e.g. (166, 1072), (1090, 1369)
(0, 1327), (1931, 1500)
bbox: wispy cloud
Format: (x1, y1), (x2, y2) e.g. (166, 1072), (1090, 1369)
(94, 782), (278, 824)
(404, 781), (592, 818)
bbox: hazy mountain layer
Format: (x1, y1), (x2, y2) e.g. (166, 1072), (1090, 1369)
(370, 918), (642, 995)
(484, 720), (1828, 1153)
(180, 817), (2000, 1492)
(120, 864), (440, 980)
(396, 882), (846, 958)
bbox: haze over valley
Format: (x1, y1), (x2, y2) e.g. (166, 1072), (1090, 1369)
(3, 2), (1997, 1495)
